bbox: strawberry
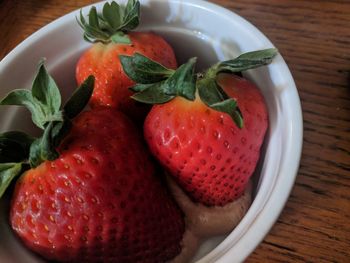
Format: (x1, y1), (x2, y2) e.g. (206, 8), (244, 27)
(120, 49), (277, 206)
(143, 76), (267, 207)
(0, 62), (184, 262)
(76, 0), (177, 123)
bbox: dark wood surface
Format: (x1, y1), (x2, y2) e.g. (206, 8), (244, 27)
(0, 0), (349, 262)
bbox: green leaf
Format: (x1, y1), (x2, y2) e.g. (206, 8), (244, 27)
(78, 8), (110, 43)
(78, 7), (111, 43)
(79, 8), (87, 26)
(166, 57), (197, 100)
(0, 61), (63, 129)
(197, 78), (227, 105)
(0, 163), (23, 199)
(77, 0), (140, 43)
(51, 119), (72, 149)
(120, 53), (174, 84)
(0, 132), (35, 163)
(29, 122), (59, 168)
(210, 99), (243, 128)
(0, 132), (35, 152)
(131, 82), (174, 104)
(88, 6), (99, 28)
(218, 48), (278, 73)
(0, 89), (45, 129)
(125, 0), (137, 14)
(84, 23), (111, 43)
(129, 83), (153, 92)
(111, 32), (131, 44)
(32, 60), (61, 118)
(198, 78), (243, 128)
(64, 75), (94, 119)
(119, 0), (140, 31)
(0, 60), (89, 170)
(103, 1), (122, 30)
(128, 57), (197, 104)
(196, 49), (278, 128)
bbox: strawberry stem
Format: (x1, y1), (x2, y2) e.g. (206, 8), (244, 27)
(122, 49), (278, 128)
(120, 53), (197, 104)
(0, 62), (94, 199)
(197, 73), (244, 128)
(78, 0), (140, 44)
(196, 48), (278, 127)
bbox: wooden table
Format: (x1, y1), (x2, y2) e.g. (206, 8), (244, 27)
(0, 0), (349, 262)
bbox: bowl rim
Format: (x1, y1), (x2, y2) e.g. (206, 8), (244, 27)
(0, 0), (303, 262)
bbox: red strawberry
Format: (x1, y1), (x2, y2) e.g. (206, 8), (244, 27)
(120, 49), (277, 206)
(144, 75), (267, 206)
(76, 0), (177, 123)
(0, 63), (184, 262)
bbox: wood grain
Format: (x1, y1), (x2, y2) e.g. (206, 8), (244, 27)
(0, 0), (349, 262)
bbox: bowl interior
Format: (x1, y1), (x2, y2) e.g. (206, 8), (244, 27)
(0, 1), (302, 262)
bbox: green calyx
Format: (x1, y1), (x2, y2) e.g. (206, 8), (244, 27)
(215, 48), (278, 74)
(0, 60), (94, 198)
(196, 48), (277, 128)
(121, 48), (278, 128)
(78, 0), (140, 44)
(120, 53), (197, 104)
(197, 76), (244, 128)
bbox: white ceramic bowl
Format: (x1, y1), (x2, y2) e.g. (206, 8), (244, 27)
(0, 0), (303, 262)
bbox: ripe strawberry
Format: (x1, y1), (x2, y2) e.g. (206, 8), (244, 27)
(76, 0), (177, 123)
(120, 49), (277, 206)
(0, 62), (184, 262)
(143, 75), (267, 206)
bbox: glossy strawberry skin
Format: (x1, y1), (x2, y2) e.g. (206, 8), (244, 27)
(144, 74), (268, 206)
(76, 32), (177, 122)
(10, 108), (184, 262)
